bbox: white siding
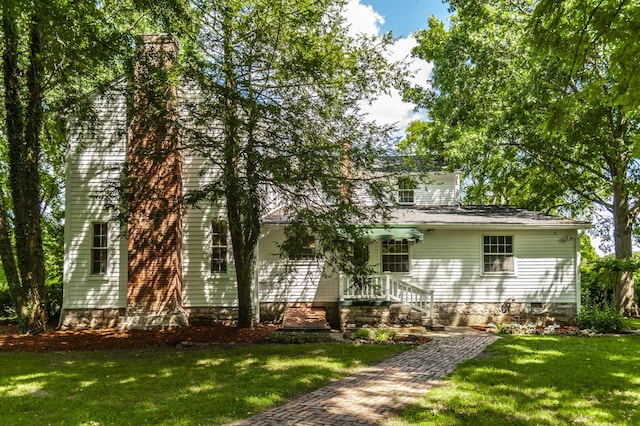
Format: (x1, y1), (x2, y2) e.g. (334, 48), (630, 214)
(64, 80), (575, 311)
(257, 227), (337, 303)
(404, 228), (578, 304)
(64, 82), (128, 309)
(254, 227), (579, 306)
(181, 150), (238, 306)
(354, 172), (460, 207)
(414, 173), (459, 206)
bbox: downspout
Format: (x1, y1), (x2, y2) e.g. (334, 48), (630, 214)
(253, 227), (270, 326)
(253, 236), (260, 326)
(575, 229), (585, 314)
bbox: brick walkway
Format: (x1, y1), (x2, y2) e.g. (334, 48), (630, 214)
(231, 331), (499, 425)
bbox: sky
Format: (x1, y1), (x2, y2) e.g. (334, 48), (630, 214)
(360, 0), (450, 37)
(341, 0), (451, 139)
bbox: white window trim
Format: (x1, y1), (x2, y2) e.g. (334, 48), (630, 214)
(397, 179), (416, 206)
(288, 235), (318, 262)
(210, 219), (228, 275)
(91, 222), (109, 276)
(481, 234), (517, 276)
(380, 239), (411, 274)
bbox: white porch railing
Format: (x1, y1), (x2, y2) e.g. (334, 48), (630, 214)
(338, 272), (434, 321)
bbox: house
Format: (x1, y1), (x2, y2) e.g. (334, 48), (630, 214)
(60, 35), (590, 330)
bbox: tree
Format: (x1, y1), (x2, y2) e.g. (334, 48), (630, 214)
(404, 0), (639, 315)
(0, 0), (176, 332)
(180, 0), (400, 327)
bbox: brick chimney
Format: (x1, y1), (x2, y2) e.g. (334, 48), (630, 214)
(121, 34), (186, 329)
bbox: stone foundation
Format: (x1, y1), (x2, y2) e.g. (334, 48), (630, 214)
(339, 303), (430, 329)
(338, 301), (576, 329)
(118, 308), (189, 330)
(184, 307), (239, 326)
(59, 308), (190, 330)
(59, 308), (123, 330)
(260, 302), (339, 329)
(59, 301), (577, 330)
(432, 302), (577, 326)
(340, 305), (389, 328)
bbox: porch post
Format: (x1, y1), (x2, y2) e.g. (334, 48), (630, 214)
(385, 271), (391, 302)
(338, 272), (344, 302)
(429, 289), (435, 326)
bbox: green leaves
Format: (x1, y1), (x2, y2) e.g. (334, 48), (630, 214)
(404, 0), (640, 313)
(178, 0), (401, 325)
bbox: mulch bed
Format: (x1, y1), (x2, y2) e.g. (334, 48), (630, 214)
(0, 323), (279, 353)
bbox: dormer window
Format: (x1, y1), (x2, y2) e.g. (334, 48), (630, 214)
(397, 178), (416, 205)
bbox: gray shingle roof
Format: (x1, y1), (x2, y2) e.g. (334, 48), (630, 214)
(263, 205), (591, 229)
(387, 205), (591, 228)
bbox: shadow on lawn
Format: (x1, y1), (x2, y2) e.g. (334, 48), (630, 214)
(395, 335), (640, 425)
(0, 343), (403, 424)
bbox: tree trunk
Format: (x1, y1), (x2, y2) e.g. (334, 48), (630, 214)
(0, 193), (21, 306)
(2, 3), (48, 333)
(222, 8), (255, 328)
(22, 14), (47, 332)
(1, 1), (25, 313)
(612, 169), (639, 316)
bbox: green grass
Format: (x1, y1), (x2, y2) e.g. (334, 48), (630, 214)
(392, 335), (640, 425)
(625, 317), (640, 330)
(0, 343), (410, 425)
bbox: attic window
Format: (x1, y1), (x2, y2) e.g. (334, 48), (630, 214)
(397, 178), (416, 205)
(483, 235), (514, 274)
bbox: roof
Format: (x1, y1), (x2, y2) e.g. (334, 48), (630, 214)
(387, 205), (591, 229)
(263, 205), (591, 229)
(376, 155), (447, 172)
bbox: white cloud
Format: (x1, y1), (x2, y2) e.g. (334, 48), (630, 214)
(342, 0), (384, 37)
(342, 1), (431, 139)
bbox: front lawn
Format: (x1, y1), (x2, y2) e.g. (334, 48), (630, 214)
(392, 335), (640, 425)
(625, 317), (640, 330)
(0, 343), (409, 425)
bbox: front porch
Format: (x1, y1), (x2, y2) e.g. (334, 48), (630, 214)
(338, 272), (443, 330)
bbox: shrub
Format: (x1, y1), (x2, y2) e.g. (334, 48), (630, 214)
(264, 331), (333, 344)
(575, 304), (625, 333)
(46, 281), (63, 321)
(0, 284), (13, 317)
(0, 281), (62, 321)
(373, 327), (398, 342)
(352, 328), (373, 340)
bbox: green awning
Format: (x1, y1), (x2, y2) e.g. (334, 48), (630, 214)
(362, 227), (424, 242)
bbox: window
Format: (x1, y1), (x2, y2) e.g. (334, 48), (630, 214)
(483, 235), (514, 273)
(398, 178), (416, 205)
(211, 220), (228, 273)
(382, 239), (409, 273)
(289, 235), (316, 260)
(353, 241), (370, 267)
(91, 223), (108, 275)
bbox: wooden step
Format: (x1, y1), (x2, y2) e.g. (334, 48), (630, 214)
(281, 307), (330, 331)
(429, 323), (445, 331)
